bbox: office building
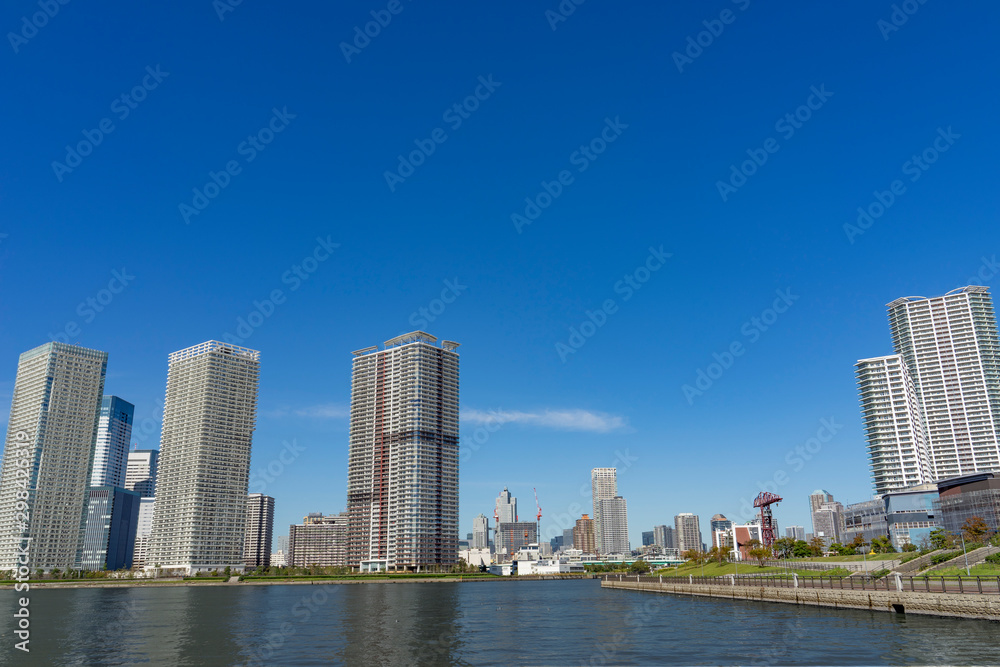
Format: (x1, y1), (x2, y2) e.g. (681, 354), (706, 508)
(496, 487), (517, 524)
(89, 396), (135, 488)
(574, 514), (596, 554)
(77, 486), (141, 571)
(710, 514), (733, 548)
(937, 472), (1000, 537)
(147, 341), (260, 575)
(550, 535), (564, 552)
(841, 499), (887, 548)
(131, 498), (155, 568)
(642, 531), (654, 546)
(125, 449), (159, 498)
(784, 525), (805, 542)
(597, 496), (629, 555)
(472, 513), (490, 549)
(289, 513), (349, 567)
(886, 287), (1000, 481)
(496, 522), (538, 558)
(674, 513), (702, 554)
(244, 493), (275, 569)
(812, 501), (844, 549)
(0, 342), (107, 571)
(345, 332), (460, 571)
(856, 355), (931, 495)
(562, 527), (574, 550)
(653, 524), (674, 550)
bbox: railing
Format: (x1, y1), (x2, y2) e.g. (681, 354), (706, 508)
(599, 573), (1000, 595)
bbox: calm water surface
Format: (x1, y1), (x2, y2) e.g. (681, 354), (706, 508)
(0, 579), (998, 665)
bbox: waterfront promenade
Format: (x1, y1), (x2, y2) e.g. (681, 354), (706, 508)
(600, 574), (1000, 621)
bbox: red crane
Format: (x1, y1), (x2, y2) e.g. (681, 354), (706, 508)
(533, 487), (542, 522)
(753, 491), (782, 548)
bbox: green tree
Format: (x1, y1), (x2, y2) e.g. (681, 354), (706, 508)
(929, 528), (953, 550)
(745, 540), (771, 567)
(849, 534), (865, 552)
(772, 537), (795, 559)
(870, 536), (895, 553)
(902, 542), (917, 552)
(628, 559), (651, 574)
(792, 540), (811, 557)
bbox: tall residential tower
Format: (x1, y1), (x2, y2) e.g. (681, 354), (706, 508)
(591, 468), (616, 554)
(147, 341), (260, 574)
(89, 396), (135, 488)
(345, 332), (459, 571)
(0, 343), (107, 571)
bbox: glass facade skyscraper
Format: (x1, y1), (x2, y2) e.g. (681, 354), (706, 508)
(89, 396), (134, 488)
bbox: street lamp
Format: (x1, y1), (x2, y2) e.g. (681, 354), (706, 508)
(960, 533), (971, 576)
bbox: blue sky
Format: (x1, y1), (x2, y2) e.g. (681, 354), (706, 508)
(1, 1), (998, 548)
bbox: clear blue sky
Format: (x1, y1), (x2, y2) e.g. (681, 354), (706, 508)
(1, 1), (997, 548)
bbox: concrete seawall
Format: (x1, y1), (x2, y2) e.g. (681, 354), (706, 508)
(602, 579), (1000, 621)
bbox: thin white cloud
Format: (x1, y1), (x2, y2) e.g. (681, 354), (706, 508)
(462, 408), (627, 433)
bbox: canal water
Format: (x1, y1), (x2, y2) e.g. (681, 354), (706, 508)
(0, 579), (997, 665)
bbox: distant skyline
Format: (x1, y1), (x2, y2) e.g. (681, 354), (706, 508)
(2, 1), (999, 548)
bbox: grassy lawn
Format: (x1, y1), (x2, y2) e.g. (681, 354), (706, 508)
(792, 554), (901, 562)
(927, 564), (1000, 578)
(655, 562), (852, 578)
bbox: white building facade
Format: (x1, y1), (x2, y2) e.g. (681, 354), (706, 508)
(591, 468), (617, 554)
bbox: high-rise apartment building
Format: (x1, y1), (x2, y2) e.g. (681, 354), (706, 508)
(710, 514), (733, 548)
(888, 287), (1000, 479)
(131, 498), (155, 568)
(472, 513), (490, 549)
(856, 355), (931, 495)
(147, 341), (260, 575)
(89, 396), (135, 488)
(77, 486), (141, 571)
(345, 332), (459, 572)
(289, 513), (349, 567)
(125, 449), (159, 498)
(562, 527), (574, 550)
(597, 496), (629, 555)
(574, 514), (596, 554)
(591, 468), (616, 553)
(674, 513), (702, 554)
(653, 524), (674, 549)
(0, 342), (107, 571)
(244, 493), (275, 569)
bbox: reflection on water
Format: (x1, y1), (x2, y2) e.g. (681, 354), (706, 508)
(0, 579), (998, 665)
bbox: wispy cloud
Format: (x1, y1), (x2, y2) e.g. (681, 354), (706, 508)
(264, 403), (349, 419)
(462, 408), (627, 433)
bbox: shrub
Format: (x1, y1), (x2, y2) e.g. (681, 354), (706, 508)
(984, 553), (1000, 565)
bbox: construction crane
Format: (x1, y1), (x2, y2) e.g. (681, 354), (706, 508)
(533, 487), (542, 522)
(753, 491), (782, 548)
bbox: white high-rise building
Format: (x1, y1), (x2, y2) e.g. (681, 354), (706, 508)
(89, 396), (135, 488)
(147, 341), (260, 575)
(132, 498), (155, 568)
(856, 355), (931, 495)
(472, 513), (490, 549)
(495, 487), (517, 524)
(887, 286), (1000, 480)
(346, 332), (459, 572)
(244, 493), (275, 569)
(0, 342), (107, 571)
(597, 496), (629, 555)
(125, 449), (159, 498)
(591, 468), (617, 554)
(674, 513), (701, 554)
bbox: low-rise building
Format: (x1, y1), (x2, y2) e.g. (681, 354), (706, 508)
(288, 512), (348, 567)
(937, 473), (1000, 537)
